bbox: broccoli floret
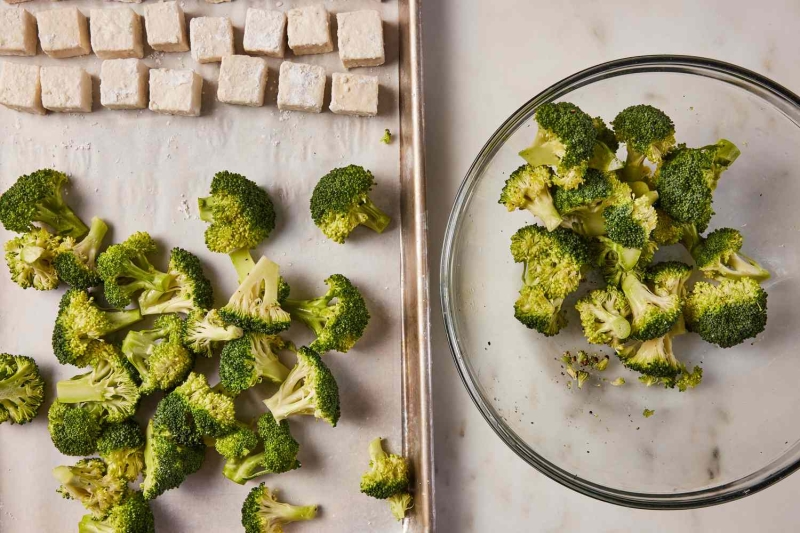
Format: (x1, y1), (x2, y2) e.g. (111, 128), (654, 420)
(241, 483), (318, 533)
(388, 492), (414, 521)
(97, 420), (146, 482)
(138, 247), (213, 315)
(592, 236), (643, 287)
(603, 192), (658, 249)
(645, 261), (693, 298)
(552, 169), (624, 237)
(513, 285), (566, 336)
(360, 437), (410, 500)
(214, 424), (259, 460)
(223, 412), (301, 484)
(592, 116), (619, 152)
(48, 400), (103, 456)
(651, 208), (683, 246)
(612, 105), (676, 182)
(97, 232), (173, 309)
(53, 458), (128, 519)
(121, 315), (194, 395)
(589, 118), (624, 173)
(498, 164), (562, 231)
(78, 491), (155, 533)
(694, 228), (769, 283)
(198, 171), (276, 254)
(0, 169), (89, 237)
(618, 328), (703, 391)
(172, 372), (237, 437)
(183, 308), (243, 358)
(621, 272), (681, 341)
(220, 254), (291, 334)
(310, 165), (391, 244)
(54, 217), (109, 290)
(4, 227), (64, 290)
(219, 334), (291, 396)
(283, 274), (370, 354)
(263, 347), (340, 426)
(381, 129), (392, 144)
(519, 102), (596, 189)
(141, 420), (205, 500)
(151, 392), (202, 447)
(576, 287), (631, 347)
(0, 353), (45, 425)
(685, 278), (768, 348)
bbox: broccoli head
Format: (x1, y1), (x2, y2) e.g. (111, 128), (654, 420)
(172, 372), (237, 437)
(360, 437), (410, 500)
(48, 400), (103, 456)
(0, 353), (45, 425)
(97, 420), (146, 482)
(310, 165), (391, 244)
(592, 116), (619, 152)
(621, 272), (681, 341)
(152, 392), (204, 448)
(138, 247), (213, 315)
(611, 105), (676, 182)
(617, 329), (702, 391)
(603, 192), (658, 250)
(513, 285), (566, 336)
(53, 458), (128, 519)
(223, 412), (301, 485)
(576, 287), (631, 347)
(141, 420), (205, 500)
(645, 261), (693, 298)
(219, 334), (292, 396)
(54, 217), (109, 290)
(685, 278), (768, 348)
(215, 424), (259, 461)
(552, 169), (624, 237)
(78, 491), (155, 533)
(388, 492), (414, 521)
(4, 227), (64, 290)
(219, 254), (292, 334)
(498, 164), (562, 231)
(694, 228), (770, 283)
(183, 308), (243, 358)
(241, 483), (318, 533)
(97, 232), (173, 309)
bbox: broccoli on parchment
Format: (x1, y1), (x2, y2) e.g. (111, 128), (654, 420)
(54, 217), (109, 290)
(77, 491), (155, 533)
(219, 333), (292, 396)
(141, 420), (205, 501)
(97, 232), (173, 309)
(53, 458), (128, 519)
(183, 308), (243, 358)
(4, 227), (64, 290)
(0, 353), (45, 425)
(138, 247), (213, 315)
(48, 400), (103, 456)
(241, 483), (318, 533)
(360, 437), (414, 521)
(97, 420), (146, 482)
(223, 412), (301, 485)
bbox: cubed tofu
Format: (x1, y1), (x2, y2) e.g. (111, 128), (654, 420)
(37, 7), (91, 59)
(189, 16), (233, 64)
(277, 61), (325, 113)
(41, 66), (92, 113)
(287, 4), (331, 56)
(217, 55), (267, 107)
(143, 1), (188, 53)
(90, 8), (143, 60)
(100, 58), (148, 110)
(329, 72), (378, 117)
(0, 9), (37, 57)
(243, 9), (286, 58)
(0, 61), (43, 114)
(149, 68), (202, 116)
(337, 10), (384, 68)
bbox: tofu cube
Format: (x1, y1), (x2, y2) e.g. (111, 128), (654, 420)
(149, 68), (202, 116)
(0, 9), (37, 57)
(37, 7), (91, 59)
(143, 1), (188, 53)
(217, 55), (267, 107)
(337, 11), (384, 68)
(41, 66), (92, 113)
(329, 72), (378, 117)
(190, 17), (233, 64)
(287, 4), (331, 56)
(100, 58), (148, 110)
(90, 8), (143, 60)
(277, 61), (325, 113)
(243, 9), (286, 58)
(0, 62), (43, 114)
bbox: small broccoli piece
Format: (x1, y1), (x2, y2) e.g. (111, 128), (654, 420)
(592, 236), (642, 287)
(138, 247), (213, 315)
(172, 372), (237, 437)
(388, 492), (414, 521)
(183, 308), (243, 358)
(219, 334), (291, 396)
(4, 227), (65, 290)
(48, 400), (103, 456)
(53, 458), (128, 519)
(141, 420), (205, 500)
(552, 169), (623, 237)
(220, 254), (292, 334)
(621, 272), (681, 341)
(121, 315), (194, 395)
(381, 129), (392, 144)
(589, 118), (624, 173)
(263, 347), (340, 426)
(360, 437), (410, 500)
(603, 192), (658, 249)
(310, 165), (391, 243)
(612, 105), (676, 182)
(652, 208), (683, 246)
(223, 412), (301, 484)
(685, 278), (768, 348)
(576, 287), (631, 347)
(78, 491), (155, 533)
(513, 285), (566, 336)
(643, 408), (655, 418)
(198, 171), (276, 254)
(283, 274), (370, 354)
(241, 483), (318, 533)
(0, 169), (89, 237)
(618, 332), (682, 383)
(519, 102), (596, 189)
(498, 164), (562, 231)
(645, 261), (693, 298)
(0, 353), (45, 425)
(592, 116), (619, 152)
(214, 424), (259, 460)
(694, 228), (769, 283)
(97, 232), (173, 309)
(54, 217), (109, 290)
(97, 420), (146, 482)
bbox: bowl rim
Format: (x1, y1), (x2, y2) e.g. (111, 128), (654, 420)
(440, 54), (800, 510)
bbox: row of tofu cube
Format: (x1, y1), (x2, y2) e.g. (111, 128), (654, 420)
(0, 4), (383, 67)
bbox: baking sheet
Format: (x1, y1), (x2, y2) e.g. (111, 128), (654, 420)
(0, 1), (423, 531)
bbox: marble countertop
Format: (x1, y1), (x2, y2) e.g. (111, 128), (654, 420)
(422, 1), (800, 531)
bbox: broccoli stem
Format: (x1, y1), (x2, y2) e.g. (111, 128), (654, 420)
(57, 378), (106, 403)
(119, 261), (172, 292)
(282, 298), (328, 335)
(592, 306), (631, 339)
(74, 217), (109, 266)
(720, 253), (771, 282)
(368, 437), (388, 463)
(78, 516), (114, 533)
(253, 349), (291, 384)
(525, 198), (562, 232)
(264, 364), (312, 421)
(681, 224), (701, 255)
(229, 248), (255, 284)
(223, 452), (269, 484)
(620, 150), (650, 183)
(356, 199), (391, 234)
(36, 199), (89, 239)
(102, 309), (144, 335)
(622, 274), (673, 317)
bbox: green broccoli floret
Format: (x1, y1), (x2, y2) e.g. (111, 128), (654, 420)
(651, 208), (683, 246)
(552, 169), (623, 237)
(53, 458), (128, 519)
(685, 278), (768, 348)
(219, 334), (292, 396)
(198, 171), (276, 254)
(694, 228), (769, 283)
(263, 347), (340, 426)
(152, 392), (203, 447)
(612, 105), (676, 182)
(519, 102), (596, 189)
(645, 261), (693, 298)
(172, 372), (237, 437)
(381, 129), (392, 144)
(4, 227), (64, 290)
(283, 274), (370, 354)
(141, 420), (205, 500)
(576, 287), (631, 347)
(0, 169), (89, 237)
(513, 285), (566, 336)
(241, 483), (318, 533)
(618, 328), (703, 391)
(0, 353), (45, 425)
(121, 315), (194, 395)
(214, 424), (259, 461)
(48, 400), (103, 456)
(97, 420), (146, 482)
(54, 217), (109, 290)
(223, 412), (301, 484)
(183, 308), (243, 358)
(498, 164), (562, 231)
(360, 437), (410, 500)
(592, 236), (642, 287)
(589, 117), (624, 172)
(97, 232), (173, 309)
(78, 491), (155, 533)
(603, 192), (658, 249)
(621, 272), (681, 341)
(310, 165), (391, 244)
(138, 247), (213, 315)
(220, 254), (292, 334)
(388, 492), (414, 521)
(592, 116), (619, 152)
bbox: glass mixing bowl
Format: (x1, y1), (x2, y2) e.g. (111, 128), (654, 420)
(440, 56), (800, 509)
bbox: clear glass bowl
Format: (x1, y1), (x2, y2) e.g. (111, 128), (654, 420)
(440, 56), (800, 509)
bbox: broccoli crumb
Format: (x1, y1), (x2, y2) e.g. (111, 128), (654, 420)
(643, 408), (655, 418)
(610, 377), (626, 386)
(381, 129), (392, 144)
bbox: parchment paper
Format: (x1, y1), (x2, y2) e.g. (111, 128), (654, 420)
(0, 1), (404, 531)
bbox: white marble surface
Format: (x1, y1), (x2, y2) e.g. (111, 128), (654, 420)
(422, 1), (800, 531)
